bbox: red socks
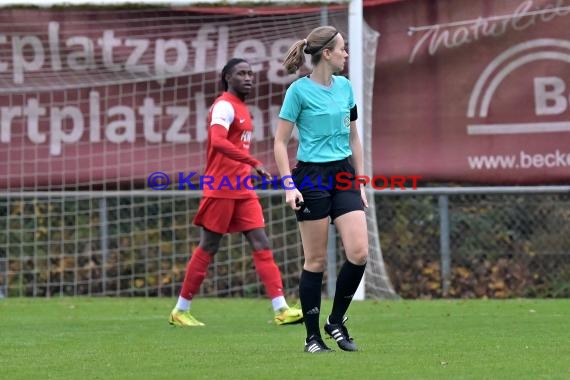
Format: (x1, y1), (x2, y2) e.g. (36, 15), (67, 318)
(180, 248), (283, 300)
(179, 247), (212, 300)
(252, 249), (284, 299)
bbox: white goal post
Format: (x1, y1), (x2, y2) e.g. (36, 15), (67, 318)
(349, 0), (366, 300)
(0, 1), (397, 300)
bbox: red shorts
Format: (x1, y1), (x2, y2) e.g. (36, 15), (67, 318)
(193, 197), (265, 234)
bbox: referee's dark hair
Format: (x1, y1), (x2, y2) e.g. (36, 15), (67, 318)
(221, 58), (247, 91)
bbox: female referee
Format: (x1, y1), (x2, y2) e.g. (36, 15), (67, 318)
(274, 26), (369, 353)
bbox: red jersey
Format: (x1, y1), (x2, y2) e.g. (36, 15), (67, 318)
(202, 91), (261, 199)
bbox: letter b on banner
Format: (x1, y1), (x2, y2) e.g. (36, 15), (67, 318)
(534, 77), (567, 115)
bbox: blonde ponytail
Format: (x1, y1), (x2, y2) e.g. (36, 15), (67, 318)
(283, 39), (307, 74)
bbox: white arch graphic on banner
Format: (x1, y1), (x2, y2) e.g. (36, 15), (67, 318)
(480, 52), (570, 117)
(467, 39), (570, 118)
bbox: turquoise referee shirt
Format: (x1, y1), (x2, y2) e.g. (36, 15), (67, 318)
(279, 75), (355, 163)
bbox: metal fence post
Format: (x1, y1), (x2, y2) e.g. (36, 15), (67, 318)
(320, 4), (328, 25)
(99, 198), (109, 295)
(439, 194), (451, 297)
(320, 3), (335, 298)
(0, 252), (6, 299)
(326, 224), (337, 298)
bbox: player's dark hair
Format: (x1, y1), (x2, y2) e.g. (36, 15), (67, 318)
(221, 58), (248, 91)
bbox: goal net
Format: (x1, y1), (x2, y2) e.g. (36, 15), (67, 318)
(0, 5), (397, 299)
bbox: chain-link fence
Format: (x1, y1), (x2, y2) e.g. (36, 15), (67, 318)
(376, 187), (570, 299)
(1, 187), (569, 299)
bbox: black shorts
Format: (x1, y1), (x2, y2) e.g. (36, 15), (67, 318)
(291, 157), (364, 222)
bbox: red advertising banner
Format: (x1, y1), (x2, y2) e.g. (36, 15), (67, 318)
(366, 0), (570, 184)
(0, 9), (351, 189)
(1, 1), (569, 189)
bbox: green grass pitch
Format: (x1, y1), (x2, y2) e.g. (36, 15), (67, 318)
(1, 298), (569, 379)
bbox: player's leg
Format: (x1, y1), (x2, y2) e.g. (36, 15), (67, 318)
(292, 162), (334, 352)
(177, 228), (224, 307)
(243, 227), (283, 303)
(169, 198), (231, 327)
(298, 216), (333, 352)
(231, 197), (303, 324)
(169, 228), (223, 327)
(243, 227), (303, 325)
(324, 179), (368, 351)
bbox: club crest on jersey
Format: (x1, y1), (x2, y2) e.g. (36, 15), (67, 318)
(241, 130), (252, 148)
(241, 131), (252, 142)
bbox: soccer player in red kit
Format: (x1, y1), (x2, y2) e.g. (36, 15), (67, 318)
(169, 58), (303, 327)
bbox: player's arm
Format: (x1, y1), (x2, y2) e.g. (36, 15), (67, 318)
(346, 80), (365, 182)
(349, 109), (368, 208)
(209, 100), (263, 169)
(274, 119), (303, 210)
(274, 82), (301, 184)
(349, 120), (364, 178)
(210, 127), (270, 178)
(210, 126), (261, 167)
